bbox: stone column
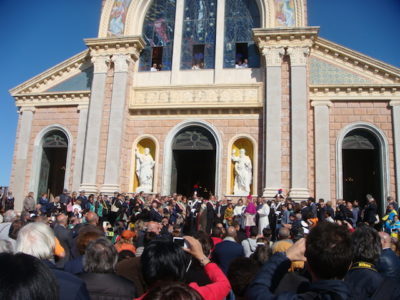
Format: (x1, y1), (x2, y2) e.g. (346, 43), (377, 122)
(101, 54), (131, 194)
(287, 46), (310, 200)
(11, 107), (35, 211)
(72, 104), (88, 192)
(312, 100), (332, 201)
(391, 100), (400, 200)
(80, 55), (110, 194)
(214, 0), (225, 74)
(262, 47), (285, 198)
(171, 0), (185, 83)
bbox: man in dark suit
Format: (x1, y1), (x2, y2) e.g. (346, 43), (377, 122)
(377, 232), (400, 281)
(214, 199), (227, 225)
(54, 213), (74, 268)
(212, 226), (244, 274)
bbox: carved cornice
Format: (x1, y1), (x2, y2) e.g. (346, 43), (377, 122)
(313, 38), (400, 84)
(130, 84), (263, 110)
(85, 36), (145, 61)
(309, 84), (400, 101)
(10, 50), (90, 96)
(253, 27), (319, 50)
(311, 100), (332, 107)
(14, 91), (90, 108)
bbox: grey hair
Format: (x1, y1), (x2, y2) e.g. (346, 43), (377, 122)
(16, 222), (55, 259)
(83, 237), (118, 273)
(4, 210), (17, 223)
(0, 239), (13, 253)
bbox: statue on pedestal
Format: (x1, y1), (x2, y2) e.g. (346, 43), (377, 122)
(231, 148), (252, 196)
(135, 148), (155, 193)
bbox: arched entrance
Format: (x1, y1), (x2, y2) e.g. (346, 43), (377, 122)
(37, 130), (68, 197)
(342, 129), (382, 211)
(171, 126), (216, 198)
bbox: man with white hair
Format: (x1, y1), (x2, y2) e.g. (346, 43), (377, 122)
(0, 210), (17, 242)
(16, 222), (90, 300)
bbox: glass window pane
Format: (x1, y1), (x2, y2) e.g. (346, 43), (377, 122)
(181, 0), (217, 70)
(139, 0), (177, 71)
(224, 0), (260, 68)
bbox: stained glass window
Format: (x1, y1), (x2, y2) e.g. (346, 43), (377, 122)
(139, 0), (176, 71)
(224, 0), (260, 68)
(181, 0), (217, 70)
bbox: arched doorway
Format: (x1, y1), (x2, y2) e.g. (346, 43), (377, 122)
(171, 126), (216, 198)
(37, 130), (68, 198)
(342, 129), (382, 212)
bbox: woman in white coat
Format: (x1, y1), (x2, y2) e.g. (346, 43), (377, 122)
(257, 198), (270, 235)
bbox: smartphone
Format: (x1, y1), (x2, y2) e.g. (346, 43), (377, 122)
(173, 237), (188, 249)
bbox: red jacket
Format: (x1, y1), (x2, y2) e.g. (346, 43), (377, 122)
(135, 263), (231, 300)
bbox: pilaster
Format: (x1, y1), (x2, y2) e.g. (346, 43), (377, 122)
(80, 55), (110, 194)
(288, 45), (310, 200)
(72, 104), (89, 191)
(11, 107), (35, 211)
(101, 54), (132, 194)
(390, 100), (400, 199)
(312, 100), (332, 201)
(171, 0), (185, 84)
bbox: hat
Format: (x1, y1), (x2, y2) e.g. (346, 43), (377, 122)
(121, 230), (135, 239)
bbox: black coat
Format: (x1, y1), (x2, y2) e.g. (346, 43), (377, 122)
(377, 248), (400, 281)
(79, 272), (137, 300)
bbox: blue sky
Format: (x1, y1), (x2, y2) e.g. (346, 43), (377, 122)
(0, 0), (399, 186)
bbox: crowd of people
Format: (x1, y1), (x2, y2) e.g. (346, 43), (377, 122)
(1, 188), (400, 300)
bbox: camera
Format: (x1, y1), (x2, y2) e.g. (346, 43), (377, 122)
(173, 237), (188, 249)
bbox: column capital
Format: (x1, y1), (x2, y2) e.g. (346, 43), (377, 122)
(311, 100), (332, 107)
(389, 100), (400, 107)
(262, 47), (285, 67)
(112, 53), (132, 73)
(19, 106), (36, 114)
(287, 46), (310, 66)
(91, 55), (111, 73)
(77, 104), (89, 112)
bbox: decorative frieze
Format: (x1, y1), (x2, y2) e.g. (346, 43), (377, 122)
(14, 91), (90, 107)
(310, 85), (400, 101)
(130, 85), (262, 109)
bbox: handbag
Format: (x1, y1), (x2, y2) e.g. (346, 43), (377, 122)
(111, 202), (119, 212)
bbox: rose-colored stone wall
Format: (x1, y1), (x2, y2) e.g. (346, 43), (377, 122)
(329, 101), (396, 201)
(9, 112), (22, 190)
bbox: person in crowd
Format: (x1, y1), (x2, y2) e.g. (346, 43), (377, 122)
(4, 191), (15, 211)
(377, 231), (400, 281)
(16, 222), (90, 300)
(79, 237), (137, 300)
(227, 257), (260, 300)
(39, 193), (49, 215)
(241, 225), (258, 257)
(143, 282), (202, 300)
(139, 236), (230, 300)
(345, 225), (400, 299)
(115, 229), (136, 254)
(249, 240), (271, 266)
(248, 222), (353, 299)
(233, 198), (245, 228)
(224, 202), (234, 227)
(0, 252), (58, 300)
(0, 239), (13, 253)
(0, 210), (17, 244)
(65, 230), (103, 275)
(387, 196), (398, 211)
(215, 199), (227, 225)
(212, 226), (244, 274)
(23, 191), (36, 213)
(383, 203), (398, 233)
(363, 194), (378, 226)
(54, 213), (74, 268)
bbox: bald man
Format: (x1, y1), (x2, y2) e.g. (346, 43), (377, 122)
(147, 221), (161, 235)
(377, 232), (400, 281)
(212, 226), (244, 274)
(54, 213), (74, 268)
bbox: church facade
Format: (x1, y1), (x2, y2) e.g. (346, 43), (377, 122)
(9, 0), (400, 212)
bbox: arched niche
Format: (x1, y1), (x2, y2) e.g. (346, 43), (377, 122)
(131, 136), (158, 193)
(228, 136), (257, 196)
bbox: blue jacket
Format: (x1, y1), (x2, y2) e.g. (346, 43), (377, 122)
(211, 239), (244, 274)
(377, 248), (400, 281)
(248, 252), (351, 300)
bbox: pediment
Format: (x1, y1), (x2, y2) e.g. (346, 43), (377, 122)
(10, 50), (92, 97)
(310, 38), (400, 85)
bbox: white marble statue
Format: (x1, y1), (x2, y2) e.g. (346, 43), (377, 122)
(231, 148), (252, 196)
(135, 148), (155, 193)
